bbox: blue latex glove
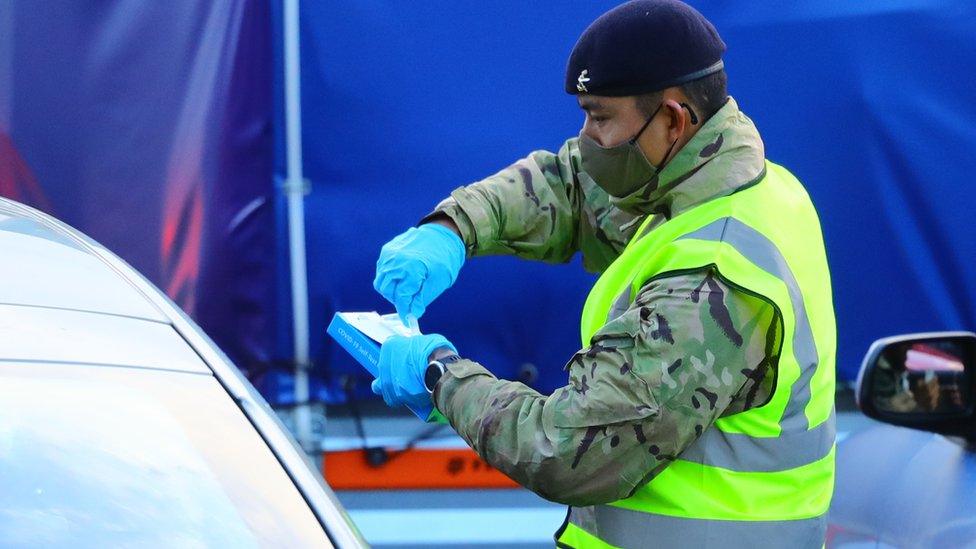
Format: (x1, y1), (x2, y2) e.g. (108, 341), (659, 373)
(371, 334), (457, 414)
(374, 223), (465, 324)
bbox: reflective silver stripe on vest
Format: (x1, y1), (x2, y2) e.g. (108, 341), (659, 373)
(679, 410), (834, 472)
(678, 217), (819, 432)
(567, 505), (826, 549)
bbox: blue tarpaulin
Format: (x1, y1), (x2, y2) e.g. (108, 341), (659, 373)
(1, 1), (277, 377)
(3, 1), (974, 405)
(281, 0), (976, 400)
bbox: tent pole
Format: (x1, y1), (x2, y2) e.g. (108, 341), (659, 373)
(283, 0), (314, 453)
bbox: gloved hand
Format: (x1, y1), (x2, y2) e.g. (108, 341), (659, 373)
(371, 334), (457, 414)
(374, 223), (465, 324)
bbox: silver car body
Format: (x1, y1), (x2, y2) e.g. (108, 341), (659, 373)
(0, 196), (366, 547)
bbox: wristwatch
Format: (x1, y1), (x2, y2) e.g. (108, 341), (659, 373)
(425, 353), (462, 393)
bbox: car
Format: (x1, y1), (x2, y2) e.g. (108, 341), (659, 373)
(828, 331), (976, 547)
(0, 196), (366, 547)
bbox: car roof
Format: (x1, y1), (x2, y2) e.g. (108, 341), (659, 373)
(0, 198), (166, 322)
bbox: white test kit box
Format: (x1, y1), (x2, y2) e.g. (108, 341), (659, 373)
(327, 312), (446, 423)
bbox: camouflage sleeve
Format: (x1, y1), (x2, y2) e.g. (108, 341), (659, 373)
(423, 138), (640, 273)
(433, 268), (781, 506)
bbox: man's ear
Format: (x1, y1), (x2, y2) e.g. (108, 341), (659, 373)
(662, 98), (688, 140)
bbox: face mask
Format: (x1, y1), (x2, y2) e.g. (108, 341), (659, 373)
(578, 102), (679, 198)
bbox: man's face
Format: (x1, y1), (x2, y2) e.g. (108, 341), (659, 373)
(578, 91), (694, 168)
(578, 95), (649, 149)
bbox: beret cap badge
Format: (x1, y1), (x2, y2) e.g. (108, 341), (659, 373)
(577, 70), (591, 93)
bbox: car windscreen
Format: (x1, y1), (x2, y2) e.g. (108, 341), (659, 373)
(0, 362), (333, 548)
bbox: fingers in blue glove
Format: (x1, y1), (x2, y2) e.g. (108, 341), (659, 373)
(376, 263), (429, 323)
(373, 266), (406, 302)
(373, 224), (466, 322)
(392, 274), (425, 322)
(377, 335), (407, 407)
(375, 333), (457, 409)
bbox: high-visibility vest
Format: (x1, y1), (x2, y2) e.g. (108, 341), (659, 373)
(556, 161), (836, 549)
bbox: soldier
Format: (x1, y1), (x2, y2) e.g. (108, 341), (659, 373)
(371, 1), (836, 547)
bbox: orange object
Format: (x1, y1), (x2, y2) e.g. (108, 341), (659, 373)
(323, 448), (519, 490)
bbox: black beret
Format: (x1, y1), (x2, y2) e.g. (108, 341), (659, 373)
(565, 0), (726, 97)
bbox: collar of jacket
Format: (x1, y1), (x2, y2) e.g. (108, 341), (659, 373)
(610, 97), (766, 218)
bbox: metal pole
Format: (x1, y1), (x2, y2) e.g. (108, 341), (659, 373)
(283, 0), (313, 451)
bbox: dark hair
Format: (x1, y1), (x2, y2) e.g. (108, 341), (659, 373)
(635, 69), (728, 123)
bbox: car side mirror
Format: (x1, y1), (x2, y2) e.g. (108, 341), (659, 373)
(857, 332), (976, 440)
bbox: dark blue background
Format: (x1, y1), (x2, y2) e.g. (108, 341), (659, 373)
(276, 0), (976, 402)
(2, 0), (277, 378)
(6, 1), (973, 406)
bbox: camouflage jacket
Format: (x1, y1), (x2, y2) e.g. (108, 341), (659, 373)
(429, 98), (781, 506)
